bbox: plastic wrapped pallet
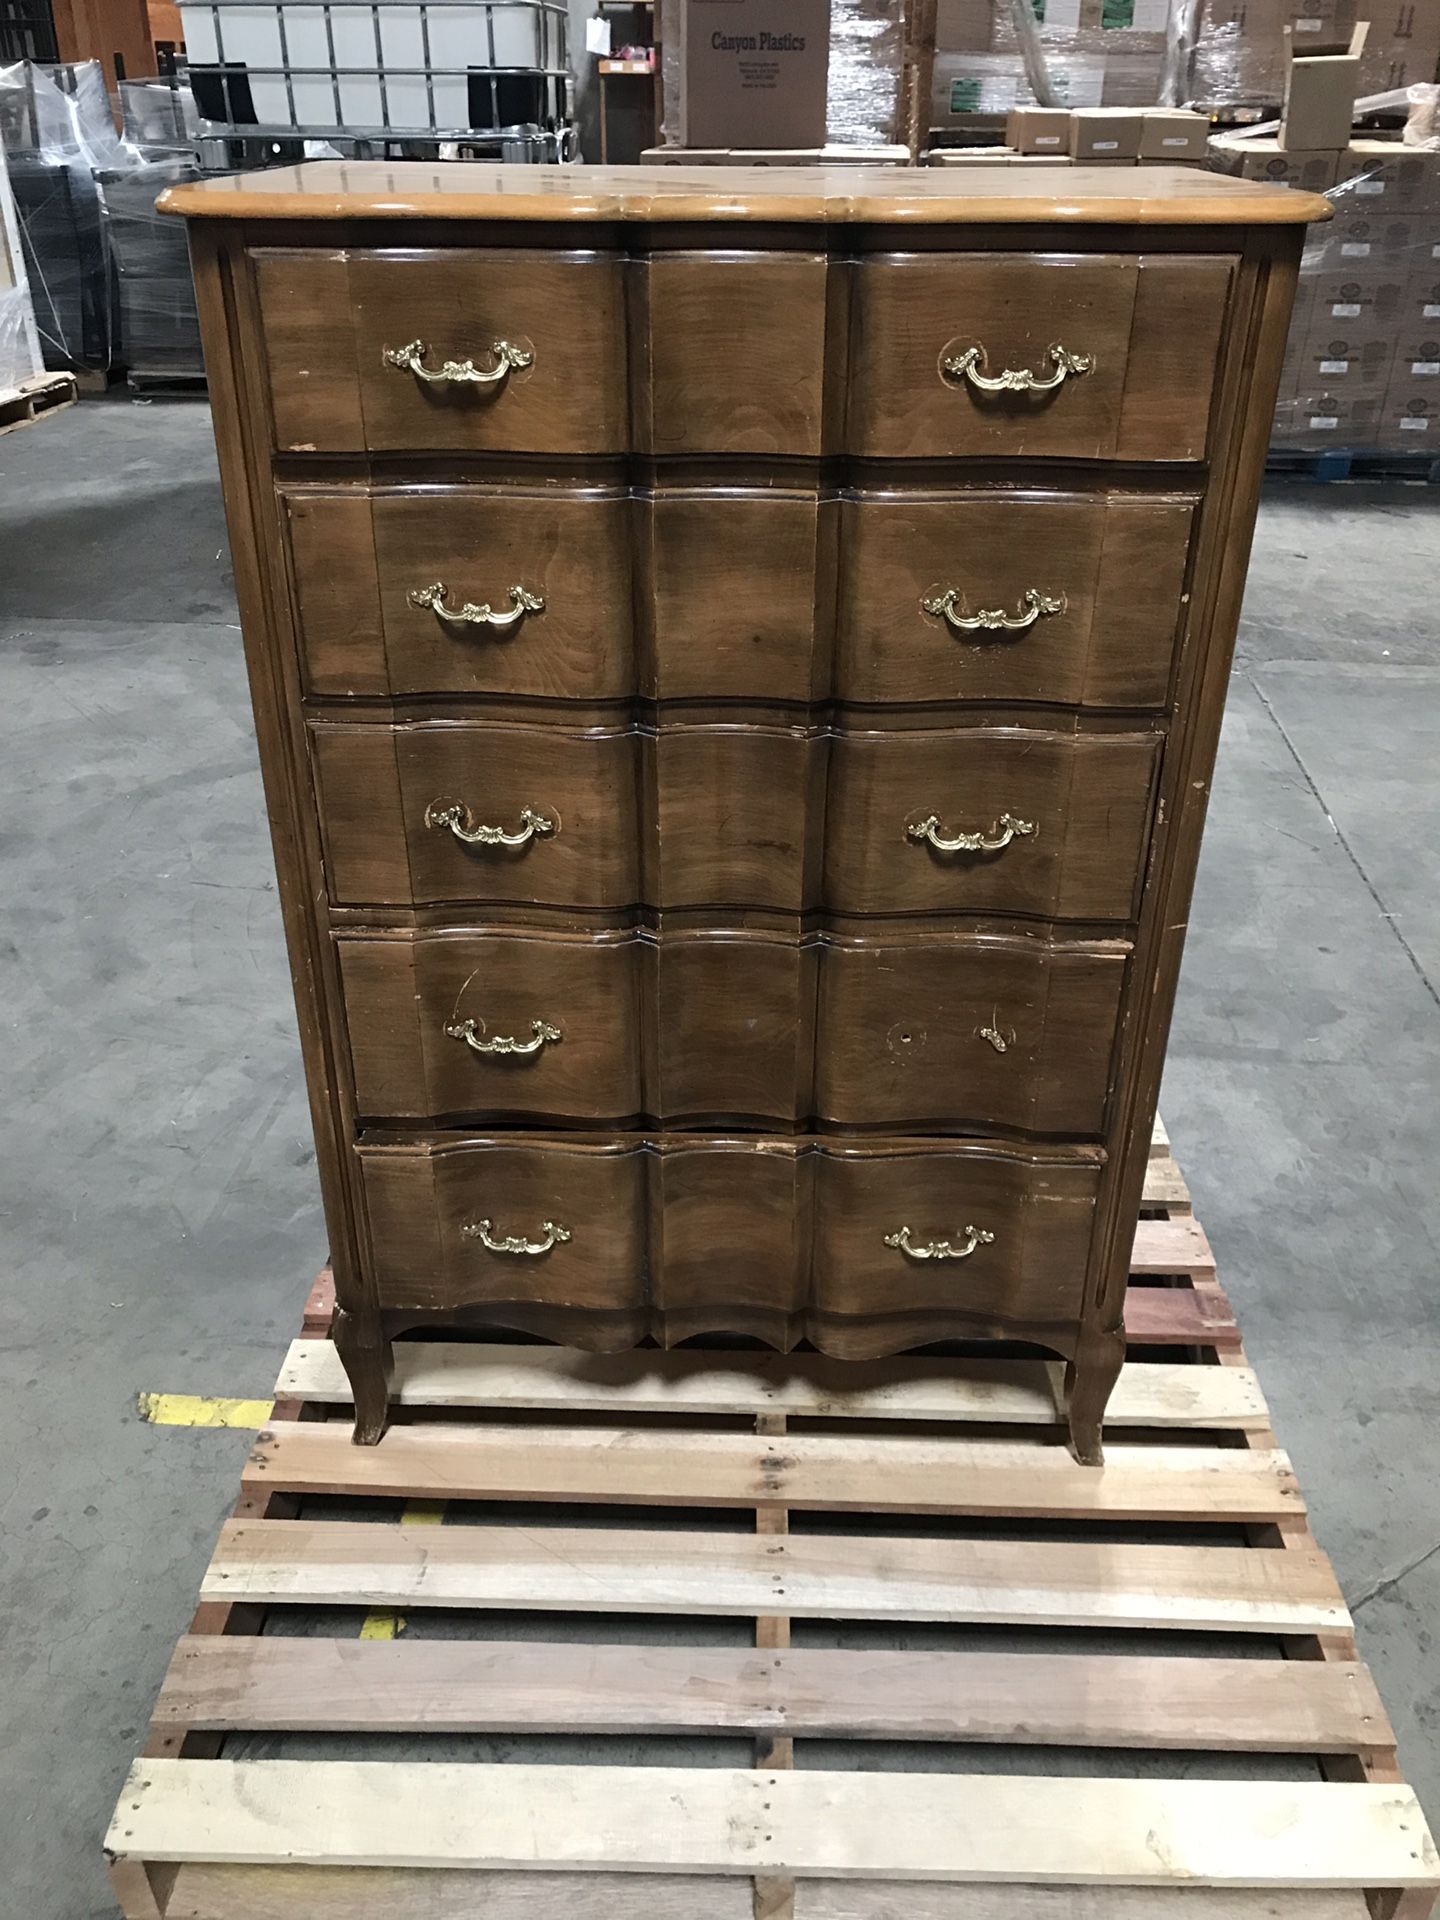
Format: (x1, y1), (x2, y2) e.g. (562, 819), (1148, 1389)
(1213, 130), (1440, 458)
(99, 159), (205, 382)
(0, 136), (42, 392)
(0, 61), (124, 372)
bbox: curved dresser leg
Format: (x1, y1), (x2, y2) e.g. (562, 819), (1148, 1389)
(333, 1306), (394, 1445)
(1065, 1323), (1126, 1466)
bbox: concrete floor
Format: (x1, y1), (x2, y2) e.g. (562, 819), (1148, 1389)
(1, 395), (1437, 1918)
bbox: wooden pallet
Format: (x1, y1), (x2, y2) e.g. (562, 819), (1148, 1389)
(106, 1123), (1438, 1920)
(0, 369), (77, 437)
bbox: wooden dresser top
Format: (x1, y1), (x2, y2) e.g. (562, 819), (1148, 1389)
(161, 160), (1330, 228)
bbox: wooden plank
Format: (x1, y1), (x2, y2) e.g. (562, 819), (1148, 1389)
(1131, 1217), (1216, 1278)
(153, 1635), (1392, 1753)
(159, 1872), (1377, 1920)
(1152, 1112), (1172, 1157)
(107, 1760), (1440, 1884)
(1143, 1155), (1194, 1214)
(241, 1421), (1303, 1524)
(201, 1519), (1350, 1632)
(276, 1342), (1268, 1430)
(1125, 1285), (1241, 1348)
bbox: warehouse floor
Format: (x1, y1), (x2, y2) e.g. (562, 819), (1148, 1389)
(2, 395), (1438, 1919)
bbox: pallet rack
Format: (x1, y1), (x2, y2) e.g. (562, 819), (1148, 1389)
(106, 1126), (1439, 1920)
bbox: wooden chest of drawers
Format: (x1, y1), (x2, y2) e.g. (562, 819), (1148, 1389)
(166, 162), (1322, 1460)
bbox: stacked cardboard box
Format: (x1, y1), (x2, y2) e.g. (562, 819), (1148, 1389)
(1190, 0), (1437, 105)
(1213, 132), (1440, 454)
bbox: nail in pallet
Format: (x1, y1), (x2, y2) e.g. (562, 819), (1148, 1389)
(106, 1125), (1439, 1920)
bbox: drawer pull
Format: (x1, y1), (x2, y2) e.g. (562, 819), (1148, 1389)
(410, 581), (545, 633)
(921, 586), (1065, 635)
(978, 1024), (1011, 1054)
(446, 1017), (562, 1057)
(463, 1217), (572, 1256)
(907, 811), (1036, 855)
(943, 343), (1094, 395)
(383, 337), (533, 388)
(425, 802), (557, 848)
(884, 1224), (995, 1262)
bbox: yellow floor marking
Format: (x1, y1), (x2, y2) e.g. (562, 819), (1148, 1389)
(138, 1392), (275, 1429)
(361, 1499), (447, 1639)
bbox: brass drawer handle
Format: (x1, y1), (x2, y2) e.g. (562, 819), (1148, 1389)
(383, 337), (532, 388)
(446, 1017), (562, 1057)
(884, 1224), (995, 1262)
(943, 343), (1094, 394)
(978, 1024), (1011, 1054)
(463, 1217), (572, 1256)
(410, 581), (545, 634)
(907, 811), (1035, 855)
(425, 802), (556, 848)
(921, 587), (1065, 634)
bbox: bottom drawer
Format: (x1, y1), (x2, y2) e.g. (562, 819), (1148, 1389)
(356, 1134), (1101, 1356)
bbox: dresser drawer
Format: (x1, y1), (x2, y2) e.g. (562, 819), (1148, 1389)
(339, 927), (816, 1128)
(836, 492), (1194, 710)
(824, 726), (1160, 922)
(254, 248), (628, 454)
(286, 487), (634, 700)
(812, 1143), (1100, 1333)
(815, 934), (1125, 1134)
(359, 1136), (648, 1321)
(848, 253), (1232, 461)
(636, 251), (835, 455)
(311, 720), (641, 909)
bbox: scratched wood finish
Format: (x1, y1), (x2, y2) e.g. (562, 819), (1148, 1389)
(355, 1133), (1100, 1350)
(847, 253), (1234, 461)
(337, 925), (1125, 1135)
(837, 491), (1195, 710)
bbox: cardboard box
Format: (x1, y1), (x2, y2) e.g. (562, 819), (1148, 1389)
(1392, 325), (1440, 383)
(1306, 266), (1408, 328)
(1280, 20), (1366, 153)
(1374, 382), (1439, 451)
(1296, 316), (1398, 389)
(1356, 2), (1440, 95)
(1208, 133), (1339, 192)
(1007, 106), (1072, 154)
(1068, 106), (1145, 158)
(1279, 385), (1384, 445)
(1138, 110), (1210, 160)
(676, 0), (831, 151)
(1403, 268), (1440, 324)
(936, 0), (993, 53)
(1307, 211), (1431, 270)
(1335, 141), (1440, 214)
(1193, 0), (1359, 104)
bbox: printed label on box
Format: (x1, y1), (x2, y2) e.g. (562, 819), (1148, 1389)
(1319, 359), (1349, 373)
(1330, 302), (1363, 317)
(1309, 415), (1340, 428)
(1093, 139), (1119, 150)
(1400, 416), (1431, 430)
(1353, 180), (1385, 195)
(1426, 304), (1440, 316)
(1413, 361), (1440, 375)
(1341, 243), (1371, 256)
(1035, 134), (1062, 146)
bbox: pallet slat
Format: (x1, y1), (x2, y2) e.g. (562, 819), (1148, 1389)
(202, 1519), (1350, 1632)
(158, 1871), (1377, 1920)
(242, 1420), (1303, 1523)
(1130, 1217), (1216, 1278)
(153, 1635), (1392, 1752)
(108, 1760), (1440, 1884)
(275, 1342), (1269, 1429)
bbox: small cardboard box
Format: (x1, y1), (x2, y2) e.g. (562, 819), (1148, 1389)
(1374, 383), (1438, 451)
(1306, 266), (1408, 329)
(936, 0), (994, 53)
(1207, 134), (1339, 193)
(1403, 269), (1440, 325)
(1282, 386), (1384, 445)
(1280, 19), (1366, 154)
(1391, 323), (1440, 386)
(1295, 319), (1397, 390)
(676, 0), (831, 151)
(1307, 211), (1429, 270)
(1138, 109), (1210, 161)
(1335, 141), (1440, 214)
(1068, 107), (1145, 160)
(1006, 106), (1072, 154)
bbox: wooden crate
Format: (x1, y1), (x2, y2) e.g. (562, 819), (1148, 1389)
(105, 1124), (1438, 1920)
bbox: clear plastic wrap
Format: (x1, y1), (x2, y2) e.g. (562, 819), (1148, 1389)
(98, 159), (205, 381)
(0, 139), (43, 393)
(1233, 139), (1440, 459)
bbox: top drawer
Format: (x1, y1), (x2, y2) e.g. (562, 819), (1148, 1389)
(255, 248), (629, 455)
(848, 253), (1233, 462)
